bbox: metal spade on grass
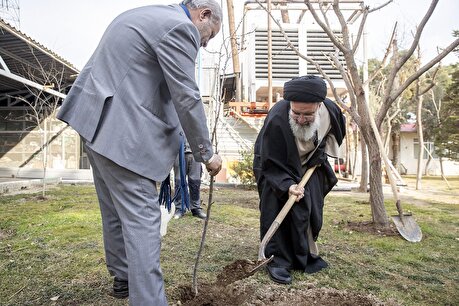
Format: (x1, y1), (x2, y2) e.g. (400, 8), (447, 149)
(391, 199), (422, 242)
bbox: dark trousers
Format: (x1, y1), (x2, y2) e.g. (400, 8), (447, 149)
(173, 153), (202, 212)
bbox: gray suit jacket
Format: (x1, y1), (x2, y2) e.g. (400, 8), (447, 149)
(57, 4), (214, 182)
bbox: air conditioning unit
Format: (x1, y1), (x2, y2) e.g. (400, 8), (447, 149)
(243, 23), (346, 103)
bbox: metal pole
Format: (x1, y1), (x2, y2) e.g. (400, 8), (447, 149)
(267, 0), (273, 109)
(226, 0), (241, 101)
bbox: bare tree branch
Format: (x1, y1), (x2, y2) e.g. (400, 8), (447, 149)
(383, 98), (401, 151)
(318, 1), (333, 30)
(365, 23), (397, 87)
(418, 63), (440, 96)
(305, 0), (347, 53)
(297, 9), (306, 24)
(351, 7), (368, 55)
(310, 0), (366, 100)
(390, 38), (459, 103)
(326, 51), (357, 108)
(384, 0), (439, 98)
(369, 0), (393, 13)
(332, 0), (353, 51)
(254, 0), (356, 119)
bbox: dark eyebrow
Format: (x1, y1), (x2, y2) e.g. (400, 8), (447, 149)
(291, 109), (317, 116)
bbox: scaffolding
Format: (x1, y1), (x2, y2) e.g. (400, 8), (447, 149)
(0, 0), (20, 28)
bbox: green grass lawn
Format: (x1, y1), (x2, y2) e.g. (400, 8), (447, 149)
(0, 181), (458, 305)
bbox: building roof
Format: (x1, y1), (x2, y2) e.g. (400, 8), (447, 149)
(400, 123), (417, 133)
(0, 18), (79, 97)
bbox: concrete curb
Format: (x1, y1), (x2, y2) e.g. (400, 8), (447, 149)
(0, 177), (61, 195)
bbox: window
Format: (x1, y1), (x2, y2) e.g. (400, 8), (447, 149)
(413, 138), (437, 159)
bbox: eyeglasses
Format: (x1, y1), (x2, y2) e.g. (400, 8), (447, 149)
(290, 105), (320, 120)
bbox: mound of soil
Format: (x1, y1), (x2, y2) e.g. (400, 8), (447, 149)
(172, 260), (398, 306)
(174, 280), (396, 306)
(216, 259), (266, 286)
(345, 221), (400, 237)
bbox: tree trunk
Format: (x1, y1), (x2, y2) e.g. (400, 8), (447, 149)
(42, 118), (48, 198)
(439, 156), (444, 177)
(352, 128), (359, 178)
(424, 155), (431, 176)
(391, 131), (400, 172)
(344, 117), (351, 177)
(416, 94), (424, 190)
(280, 10), (290, 23)
(384, 119), (392, 154)
(279, 0), (290, 23)
(357, 89), (388, 226)
(358, 135), (368, 192)
(367, 133), (389, 226)
(438, 156), (452, 189)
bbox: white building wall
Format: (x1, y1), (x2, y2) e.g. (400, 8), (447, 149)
(399, 132), (459, 176)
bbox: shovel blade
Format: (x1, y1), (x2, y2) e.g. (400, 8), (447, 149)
(249, 256), (274, 274)
(391, 214), (422, 243)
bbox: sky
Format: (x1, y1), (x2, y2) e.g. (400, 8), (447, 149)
(11, 0), (459, 70)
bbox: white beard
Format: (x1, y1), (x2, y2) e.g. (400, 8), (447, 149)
(289, 114), (321, 142)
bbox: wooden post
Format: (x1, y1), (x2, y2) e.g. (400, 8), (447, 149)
(226, 0), (241, 101)
(280, 0), (290, 23)
(267, 0), (273, 109)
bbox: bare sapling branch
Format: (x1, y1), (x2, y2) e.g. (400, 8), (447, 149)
(351, 7), (368, 55)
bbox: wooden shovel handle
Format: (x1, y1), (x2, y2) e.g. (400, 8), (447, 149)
(258, 165), (318, 260)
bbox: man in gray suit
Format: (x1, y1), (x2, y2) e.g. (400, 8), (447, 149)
(57, 1), (223, 305)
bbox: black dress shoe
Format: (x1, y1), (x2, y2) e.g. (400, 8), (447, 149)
(304, 254), (328, 274)
(266, 265), (292, 284)
(191, 208), (207, 219)
(110, 277), (129, 299)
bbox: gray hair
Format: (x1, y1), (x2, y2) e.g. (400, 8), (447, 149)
(182, 0), (223, 24)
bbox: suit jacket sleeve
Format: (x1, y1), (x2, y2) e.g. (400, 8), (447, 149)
(155, 22), (213, 163)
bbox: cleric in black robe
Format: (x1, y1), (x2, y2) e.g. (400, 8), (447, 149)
(253, 75), (346, 284)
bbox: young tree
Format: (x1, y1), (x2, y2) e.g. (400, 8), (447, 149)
(8, 57), (67, 198)
(410, 45), (439, 190)
(433, 64), (459, 162)
(193, 6), (250, 294)
(421, 65), (453, 178)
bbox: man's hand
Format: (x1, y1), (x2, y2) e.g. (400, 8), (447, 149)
(289, 184), (304, 202)
(205, 154), (222, 176)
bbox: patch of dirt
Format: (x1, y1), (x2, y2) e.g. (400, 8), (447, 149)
(177, 188), (402, 305)
(345, 221), (400, 237)
(215, 259), (267, 286)
(0, 228), (15, 240)
(172, 261), (398, 306)
(175, 283), (254, 306)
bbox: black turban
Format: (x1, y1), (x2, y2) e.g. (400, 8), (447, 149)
(283, 75), (327, 103)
